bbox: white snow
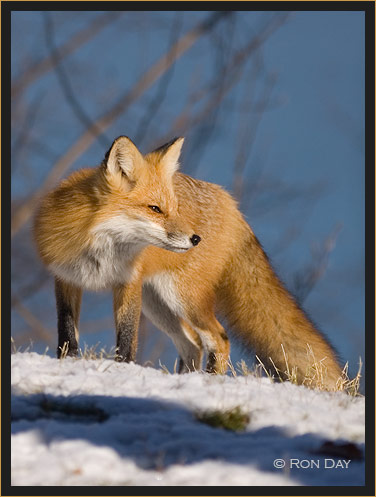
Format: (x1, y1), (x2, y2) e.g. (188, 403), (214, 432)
(11, 352), (365, 486)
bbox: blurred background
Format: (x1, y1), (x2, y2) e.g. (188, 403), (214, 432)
(11, 10), (365, 381)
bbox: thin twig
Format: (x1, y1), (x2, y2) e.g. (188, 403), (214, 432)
(12, 297), (53, 343)
(11, 12), (121, 98)
(43, 12), (110, 148)
(11, 269), (50, 307)
(11, 11), (231, 238)
(11, 93), (45, 174)
(134, 12), (184, 145)
(155, 13), (289, 151)
(293, 223), (343, 303)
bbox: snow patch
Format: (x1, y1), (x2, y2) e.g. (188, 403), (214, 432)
(11, 352), (365, 486)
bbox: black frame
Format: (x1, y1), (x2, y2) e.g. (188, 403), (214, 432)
(2, 2), (375, 496)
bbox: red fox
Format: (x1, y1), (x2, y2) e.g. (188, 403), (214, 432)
(34, 136), (342, 389)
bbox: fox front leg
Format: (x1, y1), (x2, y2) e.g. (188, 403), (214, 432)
(55, 277), (82, 358)
(113, 282), (142, 362)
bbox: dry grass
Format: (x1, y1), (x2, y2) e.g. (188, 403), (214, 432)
(56, 342), (117, 361)
(79, 343), (117, 361)
(13, 338), (363, 396)
(335, 360), (363, 396)
(251, 344), (363, 396)
(226, 345), (362, 396)
(11, 336), (35, 354)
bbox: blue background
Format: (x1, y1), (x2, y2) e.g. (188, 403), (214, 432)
(11, 10), (365, 381)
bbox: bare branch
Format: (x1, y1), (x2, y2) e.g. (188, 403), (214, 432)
(183, 13), (237, 173)
(11, 93), (45, 175)
(292, 223), (343, 303)
(11, 12), (120, 99)
(155, 13), (289, 151)
(11, 269), (50, 307)
(11, 11), (231, 238)
(42, 12), (110, 148)
(133, 12), (184, 146)
(12, 296), (53, 343)
(233, 69), (277, 202)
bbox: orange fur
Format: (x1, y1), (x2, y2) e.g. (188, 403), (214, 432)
(34, 136), (342, 388)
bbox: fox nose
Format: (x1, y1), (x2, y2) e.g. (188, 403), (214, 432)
(190, 234), (201, 246)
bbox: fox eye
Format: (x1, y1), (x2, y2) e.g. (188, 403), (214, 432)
(148, 205), (163, 214)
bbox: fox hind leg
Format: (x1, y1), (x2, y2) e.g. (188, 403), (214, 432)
(176, 322), (203, 373)
(143, 281), (230, 374)
(55, 277), (82, 358)
(187, 314), (230, 374)
(142, 283), (203, 372)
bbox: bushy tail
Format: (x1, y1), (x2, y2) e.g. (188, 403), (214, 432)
(216, 225), (342, 389)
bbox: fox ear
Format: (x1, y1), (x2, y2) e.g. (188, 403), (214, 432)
(160, 137), (184, 177)
(105, 136), (143, 181)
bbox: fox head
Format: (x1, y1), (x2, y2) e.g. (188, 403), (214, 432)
(93, 136), (201, 252)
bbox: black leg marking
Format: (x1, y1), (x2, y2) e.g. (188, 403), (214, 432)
(115, 306), (138, 362)
(178, 358), (186, 373)
(55, 280), (79, 358)
(56, 302), (78, 358)
(206, 351), (217, 374)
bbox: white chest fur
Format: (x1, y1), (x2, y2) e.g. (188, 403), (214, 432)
(49, 238), (142, 291)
